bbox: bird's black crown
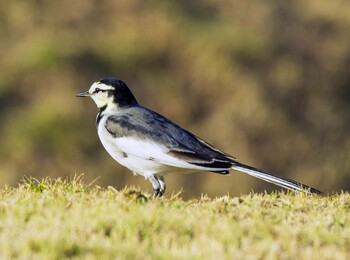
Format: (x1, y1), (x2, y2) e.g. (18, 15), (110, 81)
(100, 77), (138, 107)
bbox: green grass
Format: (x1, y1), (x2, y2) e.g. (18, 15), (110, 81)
(0, 177), (349, 259)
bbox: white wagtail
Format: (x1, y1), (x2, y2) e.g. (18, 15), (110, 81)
(76, 77), (322, 197)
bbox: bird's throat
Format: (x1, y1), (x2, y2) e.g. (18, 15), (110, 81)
(96, 105), (107, 127)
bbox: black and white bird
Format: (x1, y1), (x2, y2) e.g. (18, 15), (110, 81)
(76, 77), (322, 197)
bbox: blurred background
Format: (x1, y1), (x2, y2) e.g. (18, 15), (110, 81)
(1, 0), (349, 198)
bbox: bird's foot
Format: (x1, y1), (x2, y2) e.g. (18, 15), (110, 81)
(149, 175), (166, 198)
(153, 187), (165, 198)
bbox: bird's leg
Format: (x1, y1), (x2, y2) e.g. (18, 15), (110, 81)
(148, 175), (166, 197)
(156, 175), (166, 196)
(148, 175), (161, 197)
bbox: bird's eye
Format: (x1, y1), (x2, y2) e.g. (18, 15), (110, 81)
(95, 88), (101, 93)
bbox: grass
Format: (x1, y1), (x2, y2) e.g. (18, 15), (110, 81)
(0, 176), (349, 259)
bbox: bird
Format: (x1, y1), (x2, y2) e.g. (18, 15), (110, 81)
(76, 77), (322, 197)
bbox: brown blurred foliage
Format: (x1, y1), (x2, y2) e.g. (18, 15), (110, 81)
(0, 0), (349, 197)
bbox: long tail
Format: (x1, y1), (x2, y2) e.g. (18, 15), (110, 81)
(232, 162), (323, 195)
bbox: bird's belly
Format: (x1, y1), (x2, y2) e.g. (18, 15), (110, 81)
(97, 126), (171, 177)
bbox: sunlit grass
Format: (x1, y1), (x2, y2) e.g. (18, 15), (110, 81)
(0, 176), (348, 259)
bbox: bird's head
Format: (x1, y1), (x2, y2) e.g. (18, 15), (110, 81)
(76, 77), (138, 110)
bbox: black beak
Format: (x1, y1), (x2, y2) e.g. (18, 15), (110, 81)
(76, 90), (91, 97)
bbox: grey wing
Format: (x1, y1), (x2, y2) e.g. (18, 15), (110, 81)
(105, 107), (236, 172)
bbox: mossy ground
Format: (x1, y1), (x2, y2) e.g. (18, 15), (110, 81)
(0, 176), (348, 259)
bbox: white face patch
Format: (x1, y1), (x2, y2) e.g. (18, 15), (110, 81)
(88, 82), (114, 108)
(89, 82), (114, 93)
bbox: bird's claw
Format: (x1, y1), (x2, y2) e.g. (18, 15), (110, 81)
(153, 188), (165, 198)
